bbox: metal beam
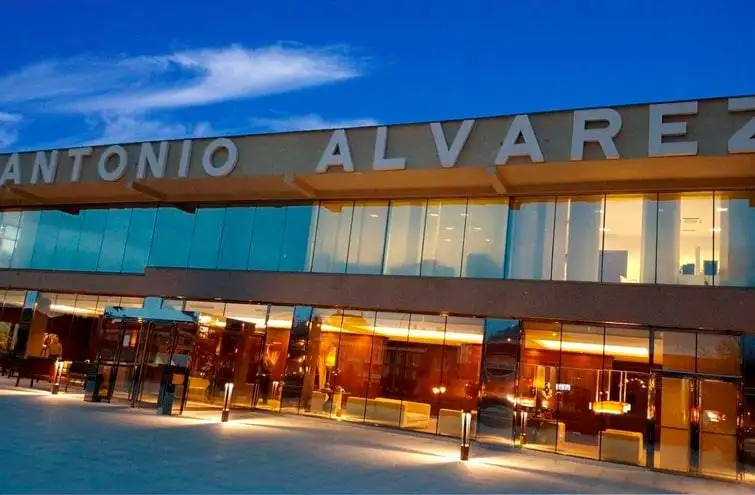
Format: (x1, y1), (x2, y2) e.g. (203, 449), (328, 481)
(485, 166), (508, 194)
(128, 181), (168, 202)
(284, 173), (317, 198)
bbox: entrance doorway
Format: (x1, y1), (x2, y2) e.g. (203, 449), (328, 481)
(655, 373), (741, 479)
(94, 304), (198, 413)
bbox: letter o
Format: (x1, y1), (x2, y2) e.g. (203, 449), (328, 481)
(202, 138), (238, 177)
(97, 145), (128, 181)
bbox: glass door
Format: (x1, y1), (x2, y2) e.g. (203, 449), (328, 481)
(655, 373), (741, 479)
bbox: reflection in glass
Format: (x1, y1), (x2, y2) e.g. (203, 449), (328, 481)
(382, 200), (427, 276)
(279, 206), (317, 272)
(699, 379), (739, 478)
(248, 207), (286, 271)
(311, 202), (353, 273)
(30, 211), (59, 269)
(505, 198), (555, 280)
(98, 209), (131, 272)
(149, 208), (195, 268)
(75, 210), (108, 271)
(346, 202), (388, 274)
(657, 192), (715, 286)
(122, 209), (156, 273)
(255, 306), (294, 411)
(654, 330), (696, 372)
(462, 198), (508, 279)
(333, 310), (376, 423)
(602, 194), (658, 283)
(280, 306), (313, 413)
(696, 333), (740, 375)
(552, 195), (605, 282)
(715, 191), (755, 287)
(188, 208), (224, 269)
(303, 308), (343, 418)
(437, 316), (484, 438)
(421, 199), (467, 277)
(477, 319), (520, 445)
(216, 207), (255, 270)
(655, 376), (692, 473)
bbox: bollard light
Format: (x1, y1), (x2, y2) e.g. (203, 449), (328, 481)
(460, 409), (472, 461)
(221, 382), (234, 422)
(51, 359), (64, 395)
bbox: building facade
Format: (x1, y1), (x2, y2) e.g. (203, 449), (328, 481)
(1, 95), (754, 482)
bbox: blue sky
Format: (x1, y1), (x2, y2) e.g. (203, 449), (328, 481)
(0, 0), (753, 152)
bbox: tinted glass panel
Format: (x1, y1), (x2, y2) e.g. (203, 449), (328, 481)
(10, 210), (40, 269)
(74, 210), (107, 271)
(311, 202), (353, 273)
(505, 198), (555, 280)
(383, 200), (427, 276)
(462, 198), (508, 279)
(0, 211), (22, 268)
(421, 199), (467, 277)
(248, 207), (285, 271)
(346, 201), (388, 275)
(98, 209), (131, 272)
(121, 209), (156, 273)
(51, 210), (81, 270)
(602, 194), (658, 284)
(216, 207), (255, 270)
(552, 195), (604, 282)
(149, 208), (195, 268)
(188, 208), (225, 269)
(715, 191), (755, 287)
(30, 211), (60, 269)
(657, 192), (715, 286)
(279, 205), (317, 272)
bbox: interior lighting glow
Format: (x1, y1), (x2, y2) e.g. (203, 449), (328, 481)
(534, 339), (648, 358)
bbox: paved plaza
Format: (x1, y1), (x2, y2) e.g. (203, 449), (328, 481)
(0, 381), (751, 494)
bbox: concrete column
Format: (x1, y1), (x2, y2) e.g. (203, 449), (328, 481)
(656, 198), (681, 284)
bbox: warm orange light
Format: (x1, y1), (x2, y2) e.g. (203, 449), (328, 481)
(590, 400), (631, 415)
(534, 339), (648, 358)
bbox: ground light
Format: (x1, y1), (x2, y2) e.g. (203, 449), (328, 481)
(460, 409), (472, 461)
(51, 360), (64, 395)
(221, 382), (233, 422)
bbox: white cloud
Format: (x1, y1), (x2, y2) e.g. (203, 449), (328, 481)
(84, 112), (216, 146)
(251, 113), (378, 132)
(0, 44), (361, 113)
(0, 112), (22, 150)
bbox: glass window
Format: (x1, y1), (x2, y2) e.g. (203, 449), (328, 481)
(254, 305), (295, 412)
(216, 207), (255, 270)
(382, 200), (427, 276)
(311, 202), (353, 273)
(30, 211), (61, 270)
(518, 320), (562, 452)
(552, 195), (605, 282)
(437, 316), (484, 438)
(74, 210), (108, 271)
(346, 201), (388, 275)
(334, 310), (377, 424)
(188, 208), (225, 269)
(602, 194), (658, 284)
(654, 330), (696, 372)
(477, 319), (521, 446)
(97, 209), (131, 272)
(696, 333), (740, 376)
(714, 191), (755, 287)
(148, 208), (195, 268)
(303, 308), (344, 418)
(421, 199), (467, 277)
(280, 306), (313, 412)
(657, 192), (715, 286)
(744, 392), (755, 483)
(279, 205), (317, 272)
(248, 207), (286, 271)
(121, 209), (156, 273)
(505, 198), (556, 280)
(10, 210), (40, 269)
(51, 210), (81, 270)
(462, 198), (508, 279)
(0, 211), (22, 268)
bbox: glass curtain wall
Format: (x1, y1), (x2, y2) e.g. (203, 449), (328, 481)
(2, 190), (755, 288)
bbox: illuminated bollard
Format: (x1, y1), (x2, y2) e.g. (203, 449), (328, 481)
(51, 360), (64, 395)
(221, 382), (234, 422)
(460, 409), (472, 461)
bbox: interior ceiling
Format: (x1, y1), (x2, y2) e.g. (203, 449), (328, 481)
(1, 155), (753, 210)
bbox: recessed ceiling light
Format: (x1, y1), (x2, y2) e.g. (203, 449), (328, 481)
(369, 214), (378, 218)
(445, 226), (454, 230)
(430, 213), (439, 217)
(473, 226), (482, 231)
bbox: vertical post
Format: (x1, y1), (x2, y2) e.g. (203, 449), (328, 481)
(460, 409), (472, 461)
(221, 382), (234, 422)
(51, 359), (63, 395)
